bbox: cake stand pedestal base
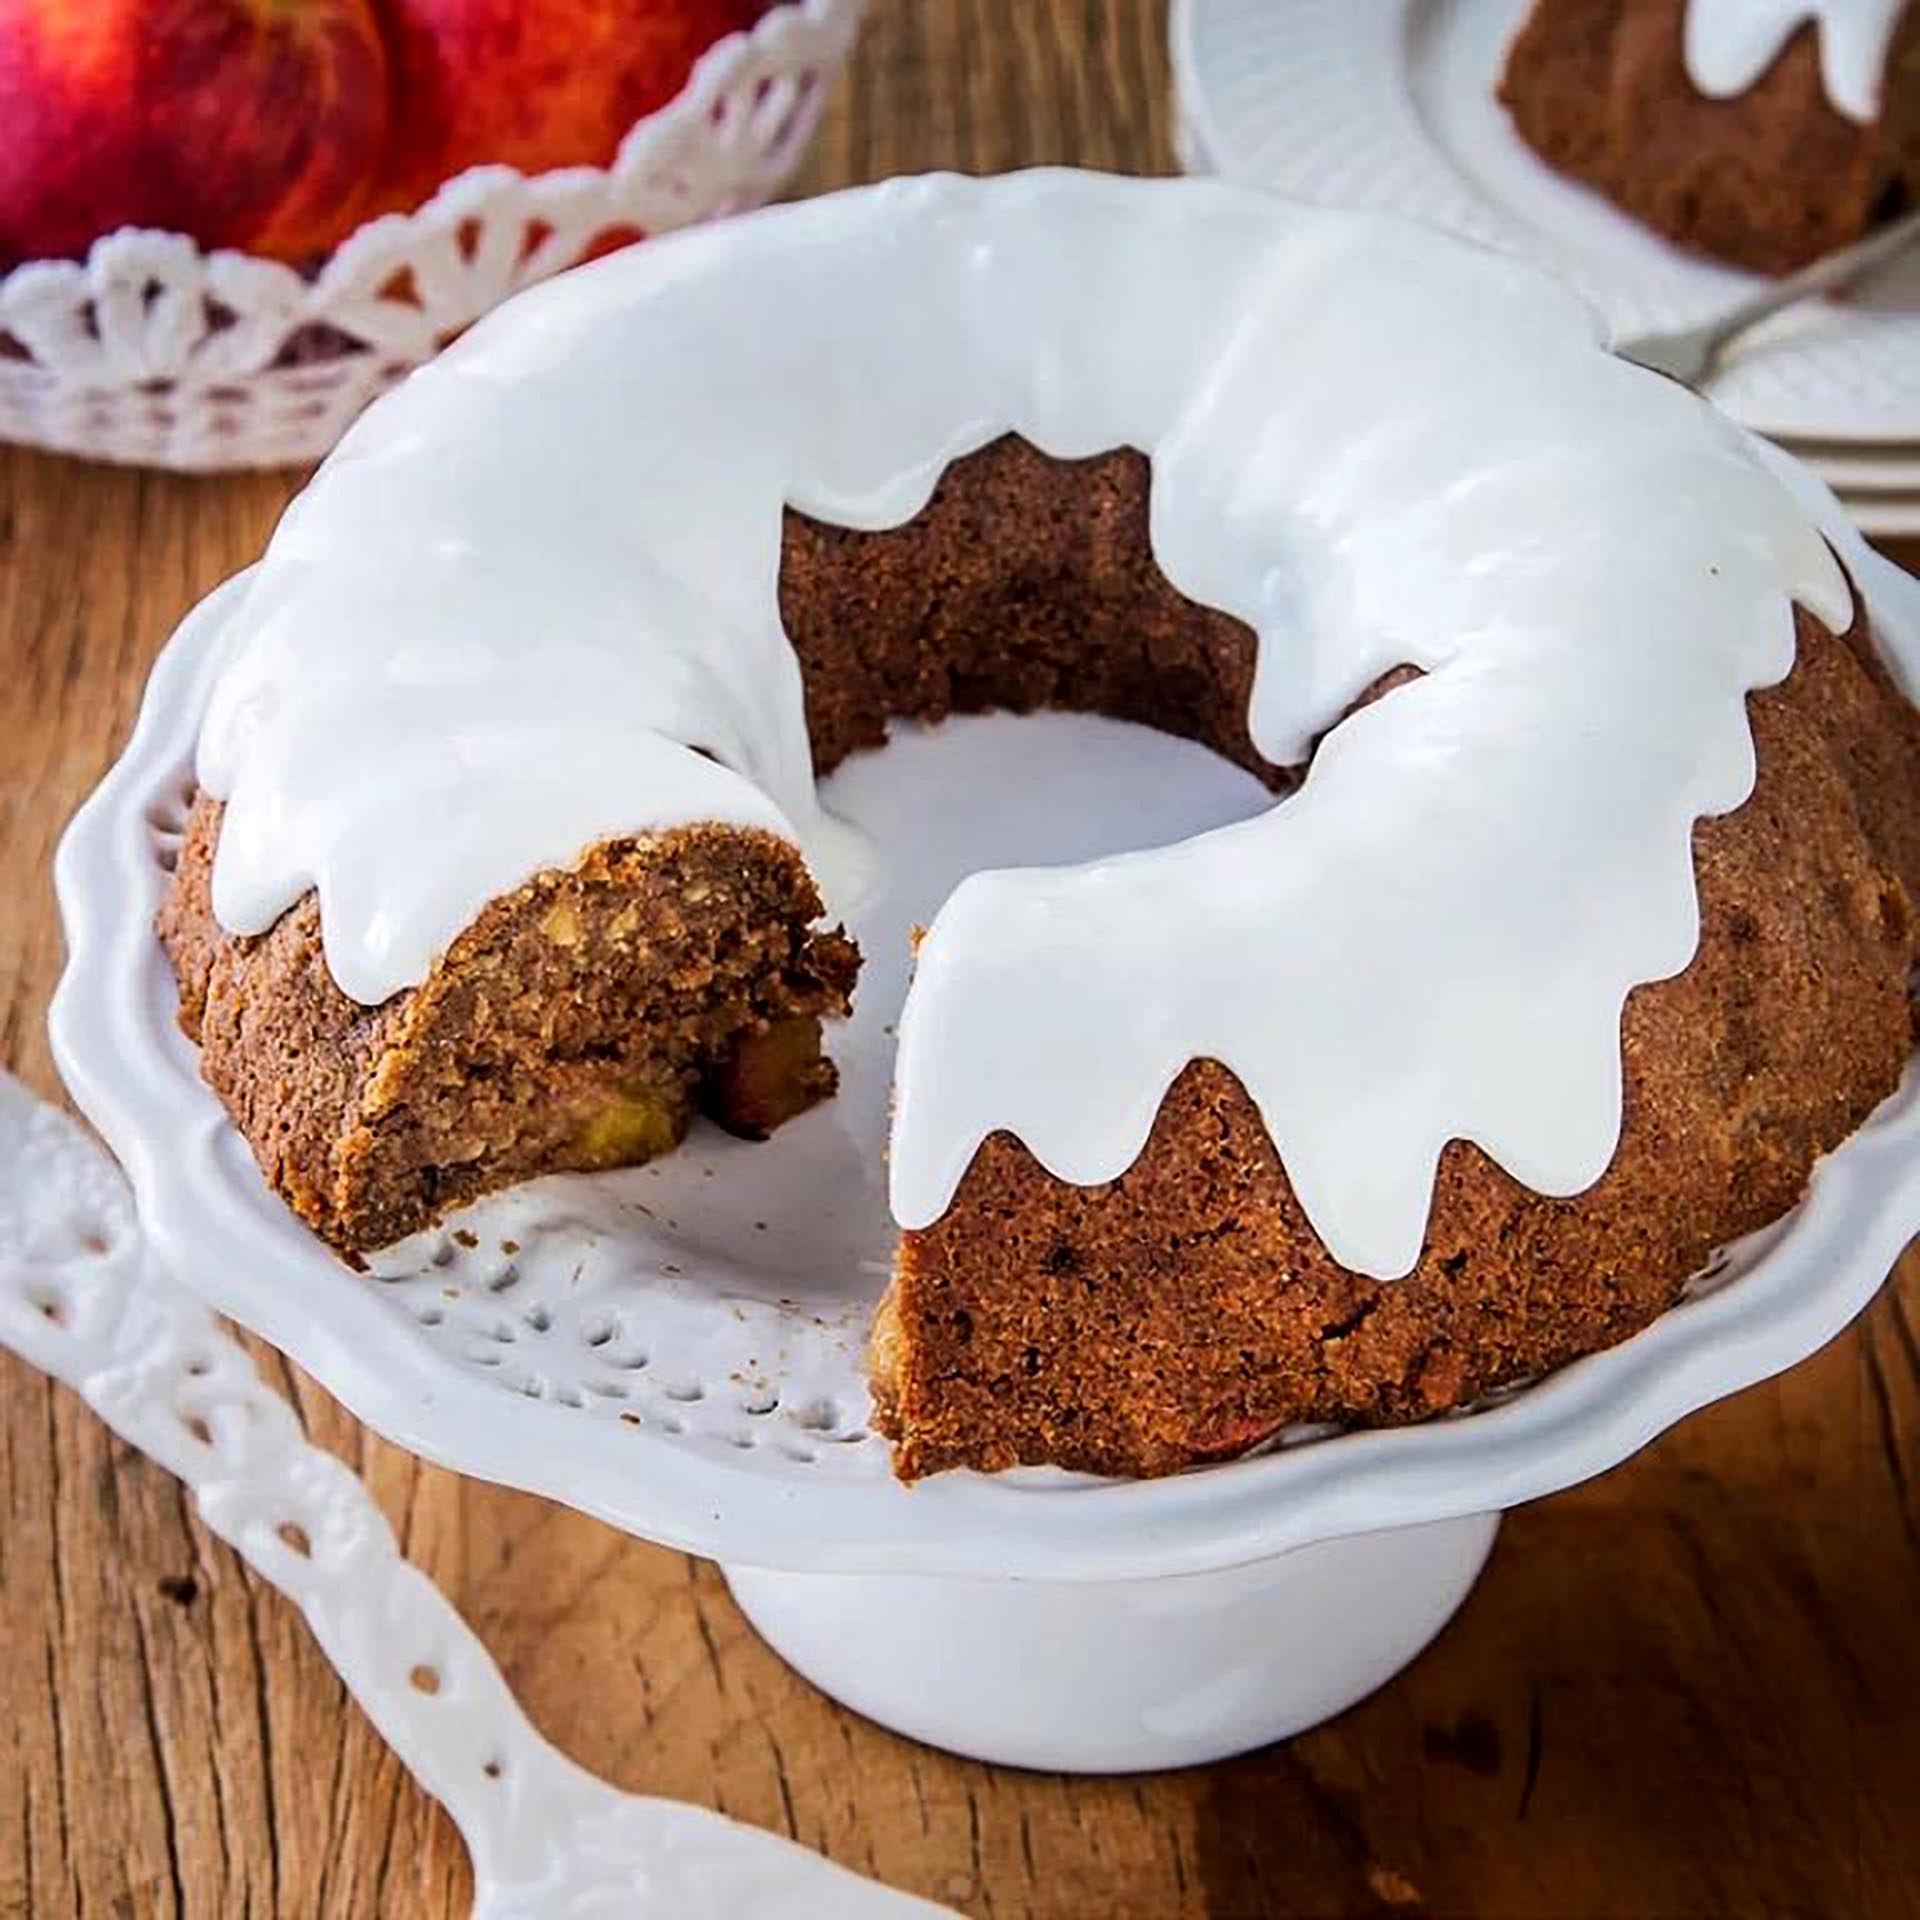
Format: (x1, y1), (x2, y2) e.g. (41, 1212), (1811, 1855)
(723, 1510), (1500, 1772)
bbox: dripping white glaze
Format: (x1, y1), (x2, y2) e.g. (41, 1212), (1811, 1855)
(193, 170), (1850, 1280)
(1682, 0), (1903, 123)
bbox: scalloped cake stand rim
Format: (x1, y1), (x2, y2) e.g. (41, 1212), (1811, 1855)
(48, 442), (1920, 1584)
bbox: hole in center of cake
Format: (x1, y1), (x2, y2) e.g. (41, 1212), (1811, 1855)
(381, 707), (1272, 1329)
(782, 435), (1295, 796)
(356, 435), (1284, 1350)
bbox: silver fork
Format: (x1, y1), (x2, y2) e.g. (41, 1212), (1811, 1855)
(1616, 205), (1920, 389)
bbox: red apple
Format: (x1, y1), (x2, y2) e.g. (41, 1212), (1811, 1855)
(369, 0), (762, 216)
(0, 0), (390, 267)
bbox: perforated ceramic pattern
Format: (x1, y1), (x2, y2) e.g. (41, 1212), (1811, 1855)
(362, 1212), (884, 1478)
(0, 0), (861, 473)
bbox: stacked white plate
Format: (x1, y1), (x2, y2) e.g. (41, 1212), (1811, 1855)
(1171, 0), (1920, 541)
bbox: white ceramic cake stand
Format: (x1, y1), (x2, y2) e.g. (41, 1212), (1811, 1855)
(50, 449), (1920, 1772)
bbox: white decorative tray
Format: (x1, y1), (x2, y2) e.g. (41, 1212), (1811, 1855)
(0, 1075), (952, 1912)
(1171, 0), (1920, 444)
(50, 447), (1920, 1768)
(0, 0), (861, 473)
(0, 1074), (948, 1916)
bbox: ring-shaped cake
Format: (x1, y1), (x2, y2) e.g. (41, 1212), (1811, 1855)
(153, 171), (1920, 1477)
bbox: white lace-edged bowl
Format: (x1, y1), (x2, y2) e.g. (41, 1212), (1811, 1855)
(0, 0), (861, 475)
(50, 441), (1920, 1772)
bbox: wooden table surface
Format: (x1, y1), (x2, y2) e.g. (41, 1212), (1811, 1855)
(4, 5), (1919, 1916)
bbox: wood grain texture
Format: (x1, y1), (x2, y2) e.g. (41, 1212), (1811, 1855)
(2, 3), (1917, 1914)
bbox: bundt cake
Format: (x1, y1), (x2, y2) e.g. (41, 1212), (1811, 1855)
(155, 171), (1920, 1480)
(1499, 0), (1920, 272)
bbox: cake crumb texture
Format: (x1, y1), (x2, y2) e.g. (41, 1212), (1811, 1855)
(160, 810), (856, 1255)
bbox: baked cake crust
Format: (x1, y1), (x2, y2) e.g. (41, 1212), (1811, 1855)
(871, 606), (1920, 1476)
(1499, 0), (1920, 273)
(161, 437), (1920, 1476)
(822, 444), (1920, 1478)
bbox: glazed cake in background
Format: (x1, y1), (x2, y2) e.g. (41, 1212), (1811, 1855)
(155, 173), (1920, 1480)
(1499, 0), (1920, 272)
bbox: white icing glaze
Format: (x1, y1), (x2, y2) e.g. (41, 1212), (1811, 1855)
(1682, 0), (1903, 123)
(194, 170), (1850, 1279)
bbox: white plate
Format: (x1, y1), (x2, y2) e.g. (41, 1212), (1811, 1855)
(48, 447), (1920, 1584)
(1778, 441), (1920, 537)
(1794, 444), (1920, 491)
(1172, 0), (1920, 442)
